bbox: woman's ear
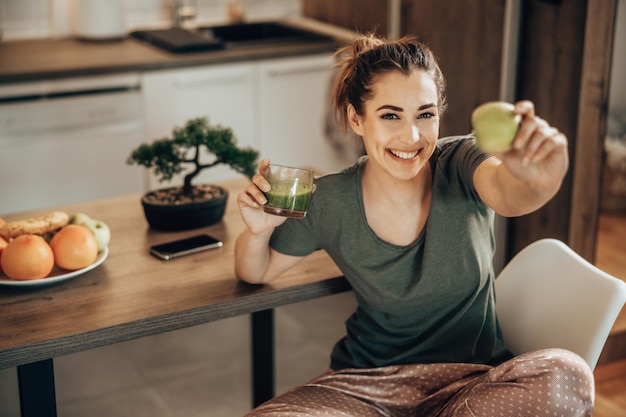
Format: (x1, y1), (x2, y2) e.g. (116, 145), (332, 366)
(347, 104), (364, 136)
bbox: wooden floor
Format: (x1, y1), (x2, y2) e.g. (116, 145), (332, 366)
(593, 211), (626, 417)
(594, 359), (626, 417)
(596, 211), (626, 345)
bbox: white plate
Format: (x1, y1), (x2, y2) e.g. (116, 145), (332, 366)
(0, 247), (108, 287)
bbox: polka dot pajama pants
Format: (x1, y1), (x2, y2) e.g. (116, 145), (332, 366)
(245, 348), (594, 417)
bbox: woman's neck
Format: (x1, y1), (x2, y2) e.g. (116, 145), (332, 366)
(360, 160), (433, 246)
(361, 160), (432, 207)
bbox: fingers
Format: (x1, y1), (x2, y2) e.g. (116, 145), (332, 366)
(515, 117), (549, 161)
(513, 100), (535, 118)
(258, 158), (271, 177)
(512, 101), (542, 150)
(529, 131), (567, 164)
(510, 101), (568, 165)
(237, 184), (265, 209)
(523, 124), (558, 162)
(238, 158), (271, 209)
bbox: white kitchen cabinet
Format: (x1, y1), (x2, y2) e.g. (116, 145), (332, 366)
(142, 62), (258, 188)
(257, 54), (345, 175)
(0, 74), (147, 215)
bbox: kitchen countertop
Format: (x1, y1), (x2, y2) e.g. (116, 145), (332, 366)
(0, 18), (354, 84)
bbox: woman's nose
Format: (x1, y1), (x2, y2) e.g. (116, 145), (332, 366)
(402, 123), (420, 143)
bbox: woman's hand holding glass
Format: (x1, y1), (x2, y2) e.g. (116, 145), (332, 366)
(237, 159), (288, 235)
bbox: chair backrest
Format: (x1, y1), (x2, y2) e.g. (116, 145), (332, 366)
(495, 238), (626, 370)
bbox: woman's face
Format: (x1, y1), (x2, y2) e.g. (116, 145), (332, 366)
(348, 69), (440, 181)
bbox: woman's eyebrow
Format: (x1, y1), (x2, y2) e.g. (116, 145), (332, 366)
(376, 104), (403, 112)
(376, 103), (437, 112)
(418, 103), (437, 110)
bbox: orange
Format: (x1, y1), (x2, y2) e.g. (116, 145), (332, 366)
(50, 225), (98, 271)
(0, 236), (9, 273)
(0, 235), (54, 280)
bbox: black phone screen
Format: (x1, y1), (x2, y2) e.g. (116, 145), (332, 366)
(149, 234), (223, 260)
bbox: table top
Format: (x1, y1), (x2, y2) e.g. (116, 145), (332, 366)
(0, 179), (347, 369)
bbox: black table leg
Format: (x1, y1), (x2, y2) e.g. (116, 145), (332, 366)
(17, 359), (57, 417)
(251, 308), (275, 408)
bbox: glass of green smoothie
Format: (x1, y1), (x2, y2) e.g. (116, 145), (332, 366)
(263, 164), (314, 219)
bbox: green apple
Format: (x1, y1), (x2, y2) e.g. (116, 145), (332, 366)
(69, 212), (91, 225)
(471, 101), (521, 153)
(81, 219), (111, 252)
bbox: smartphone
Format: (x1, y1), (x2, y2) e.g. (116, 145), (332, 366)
(149, 234), (223, 260)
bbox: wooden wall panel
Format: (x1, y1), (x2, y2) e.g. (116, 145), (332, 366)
(508, 1), (587, 257)
(301, 0), (388, 36)
(508, 0), (617, 260)
(569, 0), (618, 261)
(400, 0), (506, 138)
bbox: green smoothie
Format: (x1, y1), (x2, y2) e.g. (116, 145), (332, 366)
(263, 180), (312, 218)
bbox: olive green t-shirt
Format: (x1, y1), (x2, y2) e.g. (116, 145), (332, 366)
(269, 136), (512, 370)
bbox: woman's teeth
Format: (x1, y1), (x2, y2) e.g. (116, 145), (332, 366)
(389, 149), (418, 160)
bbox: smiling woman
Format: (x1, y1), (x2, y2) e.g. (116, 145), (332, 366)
(236, 33), (589, 417)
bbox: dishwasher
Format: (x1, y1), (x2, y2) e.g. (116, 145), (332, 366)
(0, 73), (148, 215)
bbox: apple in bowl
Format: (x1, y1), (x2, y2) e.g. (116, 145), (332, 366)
(69, 213), (111, 253)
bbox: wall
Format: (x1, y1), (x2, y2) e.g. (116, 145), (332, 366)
(608, 0), (626, 134)
(0, 0), (301, 41)
(603, 0), (626, 212)
(510, 0), (619, 260)
(301, 0), (389, 37)
(401, 0), (506, 138)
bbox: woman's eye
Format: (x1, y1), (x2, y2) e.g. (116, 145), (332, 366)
(418, 112), (435, 119)
(381, 113), (399, 120)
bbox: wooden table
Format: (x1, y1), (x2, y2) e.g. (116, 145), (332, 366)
(0, 179), (349, 417)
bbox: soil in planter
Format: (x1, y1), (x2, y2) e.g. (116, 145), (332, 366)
(143, 184), (225, 205)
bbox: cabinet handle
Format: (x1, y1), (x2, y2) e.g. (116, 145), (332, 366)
(173, 74), (249, 88)
(267, 66), (329, 78)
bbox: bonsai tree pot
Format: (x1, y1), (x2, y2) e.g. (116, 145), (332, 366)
(141, 185), (228, 231)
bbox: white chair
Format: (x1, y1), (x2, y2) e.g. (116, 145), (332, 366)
(495, 238), (626, 370)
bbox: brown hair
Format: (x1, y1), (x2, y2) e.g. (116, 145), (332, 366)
(331, 34), (447, 134)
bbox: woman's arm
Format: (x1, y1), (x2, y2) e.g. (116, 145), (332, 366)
(473, 101), (569, 217)
(234, 227), (304, 284)
(234, 159), (305, 283)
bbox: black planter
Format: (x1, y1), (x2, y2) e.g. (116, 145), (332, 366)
(141, 185), (228, 231)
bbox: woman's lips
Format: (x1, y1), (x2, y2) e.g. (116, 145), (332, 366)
(388, 148), (420, 160)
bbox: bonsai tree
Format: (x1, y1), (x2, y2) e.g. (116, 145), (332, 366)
(127, 117), (259, 198)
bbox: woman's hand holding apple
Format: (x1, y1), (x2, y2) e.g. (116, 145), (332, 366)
(497, 101), (569, 191)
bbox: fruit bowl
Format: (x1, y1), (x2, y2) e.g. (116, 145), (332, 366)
(0, 247), (108, 288)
